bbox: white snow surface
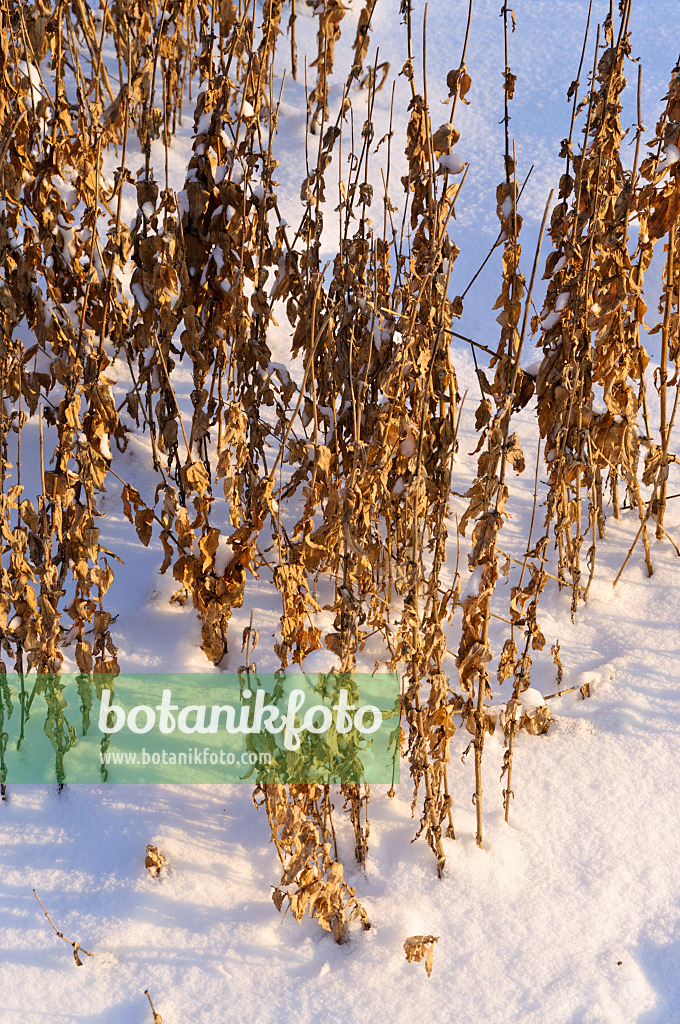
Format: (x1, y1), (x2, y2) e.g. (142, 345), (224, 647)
(3, 2), (680, 1023)
(438, 152), (466, 174)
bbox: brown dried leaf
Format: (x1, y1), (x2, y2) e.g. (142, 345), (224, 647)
(145, 844), (166, 878)
(404, 934), (439, 978)
(134, 508), (154, 547)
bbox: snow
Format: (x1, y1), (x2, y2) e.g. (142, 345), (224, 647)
(439, 152), (465, 174)
(523, 357), (542, 377)
(658, 143), (680, 173)
(5, 2), (680, 1023)
(18, 60), (43, 106)
(57, 219), (76, 259)
(52, 174), (78, 210)
(9, 572), (680, 1024)
(99, 434), (113, 461)
(196, 110), (212, 135)
(230, 99), (256, 121)
(462, 564), (483, 599)
(399, 426), (417, 457)
(131, 283), (149, 312)
(517, 686), (547, 712)
(540, 310), (560, 331)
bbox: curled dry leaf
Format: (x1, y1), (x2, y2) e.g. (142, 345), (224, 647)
(404, 934), (439, 978)
(145, 845), (166, 878)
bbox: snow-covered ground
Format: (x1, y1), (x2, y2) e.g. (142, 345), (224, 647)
(3, 1), (680, 1021)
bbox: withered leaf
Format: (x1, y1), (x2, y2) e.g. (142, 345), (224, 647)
(404, 934), (439, 978)
(134, 508), (154, 547)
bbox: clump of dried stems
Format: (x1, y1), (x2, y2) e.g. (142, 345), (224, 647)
(1, 0), (678, 940)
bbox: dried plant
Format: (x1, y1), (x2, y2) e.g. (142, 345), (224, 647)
(257, 783), (370, 942)
(145, 844), (167, 878)
(145, 989), (163, 1024)
(4, 0), (680, 949)
(403, 933), (438, 978)
(33, 888), (95, 966)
